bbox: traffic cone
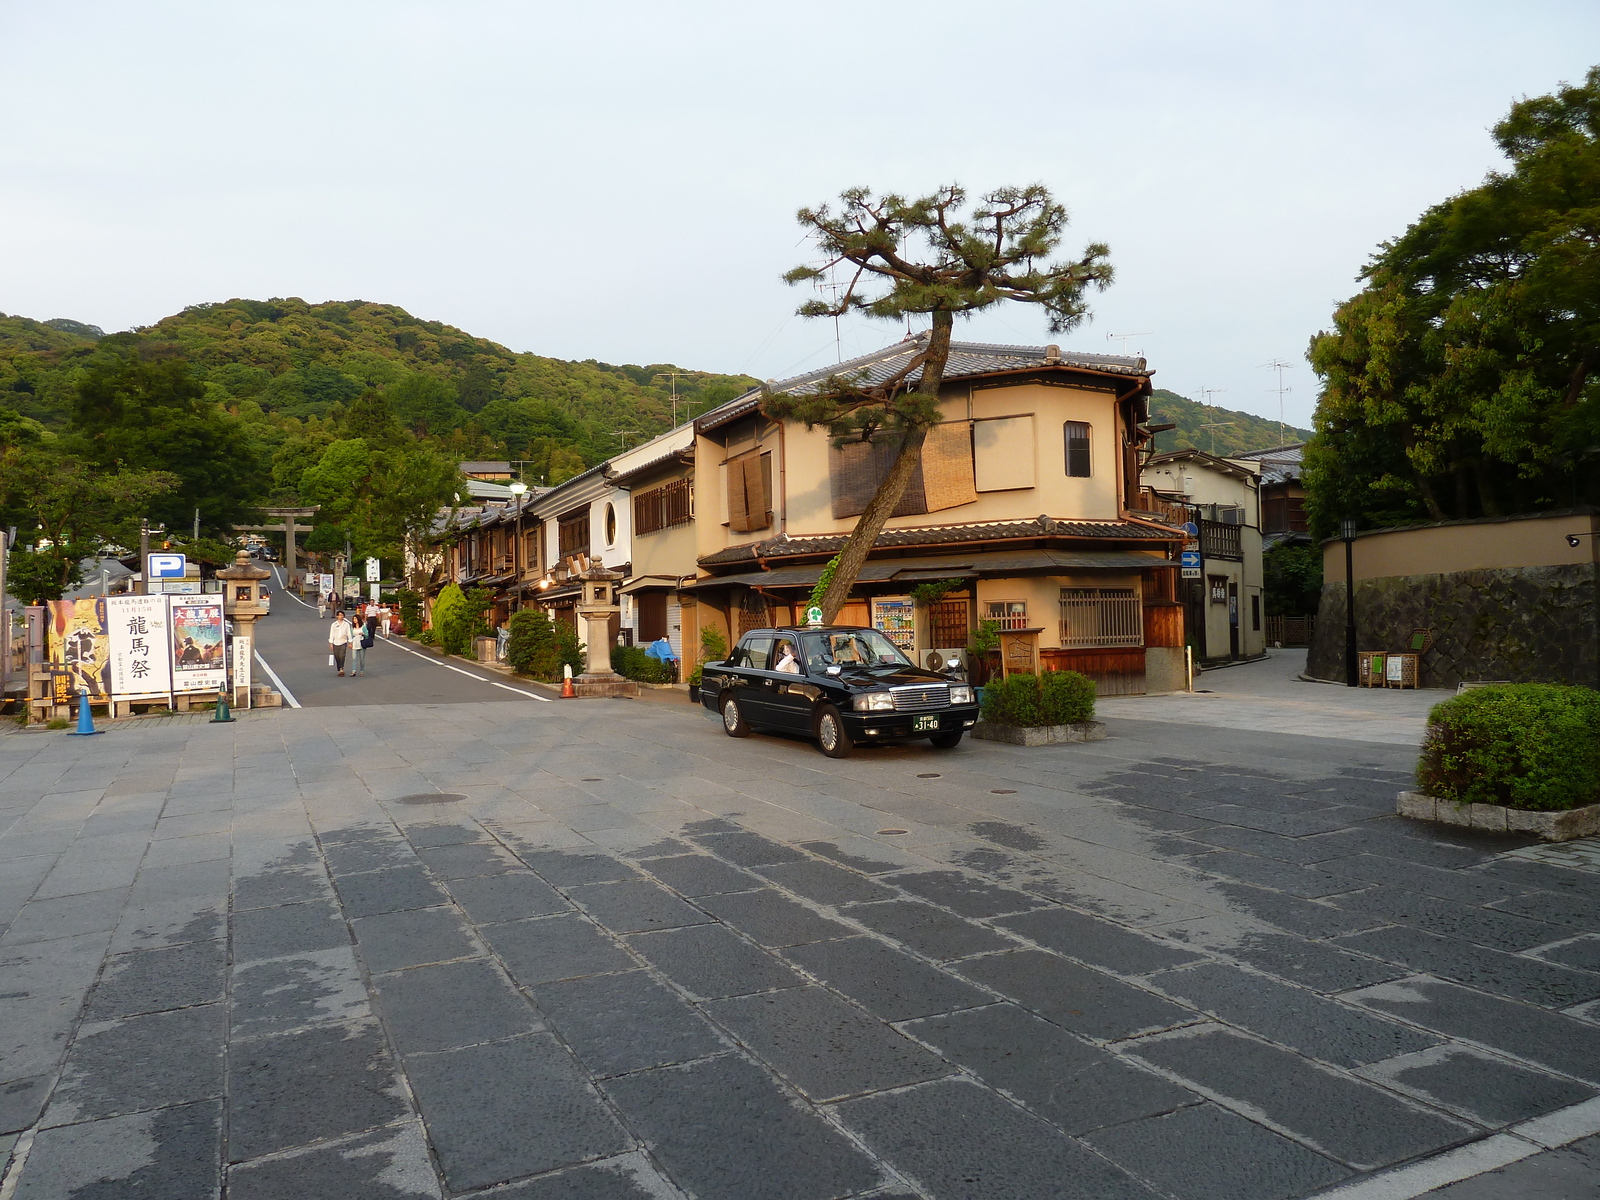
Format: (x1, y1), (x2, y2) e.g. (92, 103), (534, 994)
(560, 663), (575, 699)
(211, 692), (236, 723)
(69, 688), (103, 736)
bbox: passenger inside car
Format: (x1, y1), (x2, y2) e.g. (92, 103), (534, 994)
(774, 640), (802, 674)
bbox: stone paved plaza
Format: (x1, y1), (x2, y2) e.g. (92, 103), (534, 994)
(3, 683), (1600, 1198)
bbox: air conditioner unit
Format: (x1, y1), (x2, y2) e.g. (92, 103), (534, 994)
(923, 648), (967, 677)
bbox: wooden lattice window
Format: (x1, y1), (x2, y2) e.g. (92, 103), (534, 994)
(557, 510), (589, 559)
(727, 453), (771, 533)
(635, 478), (694, 536)
(927, 599), (969, 648)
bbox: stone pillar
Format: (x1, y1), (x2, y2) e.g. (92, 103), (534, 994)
(572, 566), (638, 698)
(219, 549), (276, 709)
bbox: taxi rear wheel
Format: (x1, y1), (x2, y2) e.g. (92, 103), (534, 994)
(721, 695), (750, 737)
(815, 704), (853, 758)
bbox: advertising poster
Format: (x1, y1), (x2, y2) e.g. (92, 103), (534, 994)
(318, 572), (334, 599)
(47, 598), (110, 701)
(168, 596), (228, 694)
(107, 594), (173, 699)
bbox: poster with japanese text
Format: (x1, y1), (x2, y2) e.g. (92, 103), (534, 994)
(47, 598), (110, 701)
(107, 595), (173, 699)
(168, 596), (227, 694)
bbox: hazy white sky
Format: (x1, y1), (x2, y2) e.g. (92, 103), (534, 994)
(2, 1), (1595, 429)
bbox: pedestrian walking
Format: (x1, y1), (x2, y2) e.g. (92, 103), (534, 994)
(317, 592), (327, 619)
(379, 604), (392, 638)
(329, 610), (354, 677)
(358, 609), (378, 675)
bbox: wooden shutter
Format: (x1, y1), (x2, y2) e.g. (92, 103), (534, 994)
(830, 438), (930, 519)
(921, 420), (977, 512)
(727, 455), (753, 532)
(748, 453), (771, 530)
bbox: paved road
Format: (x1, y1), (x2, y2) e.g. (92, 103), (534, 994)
(253, 568), (553, 708)
(3, 676), (1599, 1198)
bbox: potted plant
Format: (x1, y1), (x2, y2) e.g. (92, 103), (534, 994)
(688, 627), (728, 705)
(972, 669), (1106, 746)
(966, 619), (1002, 695)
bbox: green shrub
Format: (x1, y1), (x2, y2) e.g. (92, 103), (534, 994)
(980, 670), (1096, 727)
(612, 645), (675, 683)
(687, 663), (703, 687)
(1041, 670), (1096, 724)
(414, 628), (438, 646)
(1418, 684), (1600, 812)
(505, 607), (584, 680)
(397, 589), (422, 636)
(701, 626), (728, 663)
(432, 584), (492, 657)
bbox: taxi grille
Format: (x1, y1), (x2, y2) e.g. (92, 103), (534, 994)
(891, 683), (951, 712)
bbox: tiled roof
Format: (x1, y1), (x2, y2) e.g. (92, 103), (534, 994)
(699, 516), (1180, 568)
(696, 335), (1149, 432)
(1230, 443), (1304, 486)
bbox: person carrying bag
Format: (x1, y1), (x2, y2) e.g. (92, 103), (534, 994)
(328, 611), (354, 677)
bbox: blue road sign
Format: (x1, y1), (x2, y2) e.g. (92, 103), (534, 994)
(148, 553), (187, 579)
(1181, 521), (1199, 537)
(1180, 550), (1202, 569)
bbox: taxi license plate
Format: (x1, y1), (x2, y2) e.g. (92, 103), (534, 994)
(912, 715), (940, 732)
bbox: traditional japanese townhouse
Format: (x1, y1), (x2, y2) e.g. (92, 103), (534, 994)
(1140, 448), (1266, 664)
(608, 425), (696, 656)
(688, 336), (1190, 695)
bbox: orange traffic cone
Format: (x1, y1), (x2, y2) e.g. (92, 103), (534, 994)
(560, 663), (575, 699)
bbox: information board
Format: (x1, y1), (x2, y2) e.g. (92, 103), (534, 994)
(106, 594), (172, 699)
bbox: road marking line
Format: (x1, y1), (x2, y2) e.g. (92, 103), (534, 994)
(252, 650), (301, 709)
(380, 635), (553, 702)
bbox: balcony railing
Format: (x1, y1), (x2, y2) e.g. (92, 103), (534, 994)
(1131, 488), (1192, 528)
(1200, 519), (1242, 561)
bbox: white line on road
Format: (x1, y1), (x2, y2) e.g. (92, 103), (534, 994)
(252, 650), (301, 708)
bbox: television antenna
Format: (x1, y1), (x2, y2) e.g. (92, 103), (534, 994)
(1260, 359), (1294, 445)
(1106, 332), (1153, 358)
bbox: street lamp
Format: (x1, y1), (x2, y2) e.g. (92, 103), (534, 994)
(1341, 518), (1358, 687)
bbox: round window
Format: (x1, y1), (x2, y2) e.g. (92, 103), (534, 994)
(604, 503), (617, 545)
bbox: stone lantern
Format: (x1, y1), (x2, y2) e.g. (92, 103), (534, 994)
(571, 565), (638, 698)
(219, 549), (273, 708)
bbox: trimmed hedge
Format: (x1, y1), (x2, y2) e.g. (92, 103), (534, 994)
(612, 645), (675, 683)
(506, 608), (584, 681)
(980, 670), (1096, 728)
(1418, 684), (1600, 812)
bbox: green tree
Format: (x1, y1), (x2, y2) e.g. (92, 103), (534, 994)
(1305, 66), (1600, 536)
(68, 353), (265, 532)
(766, 185), (1113, 620)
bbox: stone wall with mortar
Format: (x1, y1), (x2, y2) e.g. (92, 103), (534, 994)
(1307, 564), (1599, 688)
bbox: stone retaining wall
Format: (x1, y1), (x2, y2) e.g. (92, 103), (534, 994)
(1306, 563), (1599, 688)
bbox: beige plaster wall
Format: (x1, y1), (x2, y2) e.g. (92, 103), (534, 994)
(628, 464), (698, 582)
(1322, 512), (1600, 582)
(973, 572), (1143, 650)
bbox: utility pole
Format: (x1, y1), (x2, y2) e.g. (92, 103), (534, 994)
(1342, 518), (1358, 686)
(0, 526), (12, 699)
(1260, 360), (1294, 445)
(193, 507), (200, 540)
(139, 518), (150, 597)
(651, 372), (705, 428)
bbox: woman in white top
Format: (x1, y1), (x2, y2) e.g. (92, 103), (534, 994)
(774, 641), (802, 674)
(328, 611), (354, 676)
(379, 605), (392, 638)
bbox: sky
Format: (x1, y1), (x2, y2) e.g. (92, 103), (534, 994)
(2, 1), (1595, 432)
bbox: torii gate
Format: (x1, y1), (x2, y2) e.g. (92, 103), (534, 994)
(234, 507), (319, 576)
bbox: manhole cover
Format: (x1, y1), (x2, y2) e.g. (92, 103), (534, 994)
(991, 788), (1017, 794)
(916, 773), (942, 779)
(877, 828), (909, 835)
(392, 793), (467, 805)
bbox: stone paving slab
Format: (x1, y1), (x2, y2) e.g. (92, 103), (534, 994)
(2, 696), (1599, 1197)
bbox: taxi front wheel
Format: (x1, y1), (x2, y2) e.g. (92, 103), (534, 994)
(815, 705), (854, 759)
(721, 695), (750, 738)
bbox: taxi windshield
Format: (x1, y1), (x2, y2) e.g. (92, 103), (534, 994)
(802, 630), (910, 672)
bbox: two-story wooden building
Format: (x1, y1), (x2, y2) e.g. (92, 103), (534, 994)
(687, 336), (1189, 695)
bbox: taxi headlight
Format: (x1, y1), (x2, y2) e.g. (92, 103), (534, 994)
(948, 685), (974, 705)
(853, 691), (895, 712)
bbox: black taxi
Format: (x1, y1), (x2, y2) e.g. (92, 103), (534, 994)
(700, 625), (980, 758)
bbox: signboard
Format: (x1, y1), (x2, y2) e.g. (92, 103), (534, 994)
(318, 573), (334, 599)
(370, 583), (381, 602)
(871, 596), (916, 652)
(1181, 567), (1203, 580)
(148, 553), (187, 580)
(365, 557), (380, 582)
(107, 595), (172, 699)
(804, 606), (824, 627)
(233, 635), (252, 707)
(156, 579), (202, 594)
(168, 596), (227, 694)
(1180, 550), (1202, 570)
(47, 598), (110, 700)
(342, 576), (361, 598)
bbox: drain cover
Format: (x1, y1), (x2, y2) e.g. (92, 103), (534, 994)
(990, 788), (1017, 794)
(916, 773), (942, 779)
(876, 828), (909, 835)
(392, 792), (467, 805)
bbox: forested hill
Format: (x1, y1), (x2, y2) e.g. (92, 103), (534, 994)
(1146, 388), (1311, 456)
(0, 298), (756, 485)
